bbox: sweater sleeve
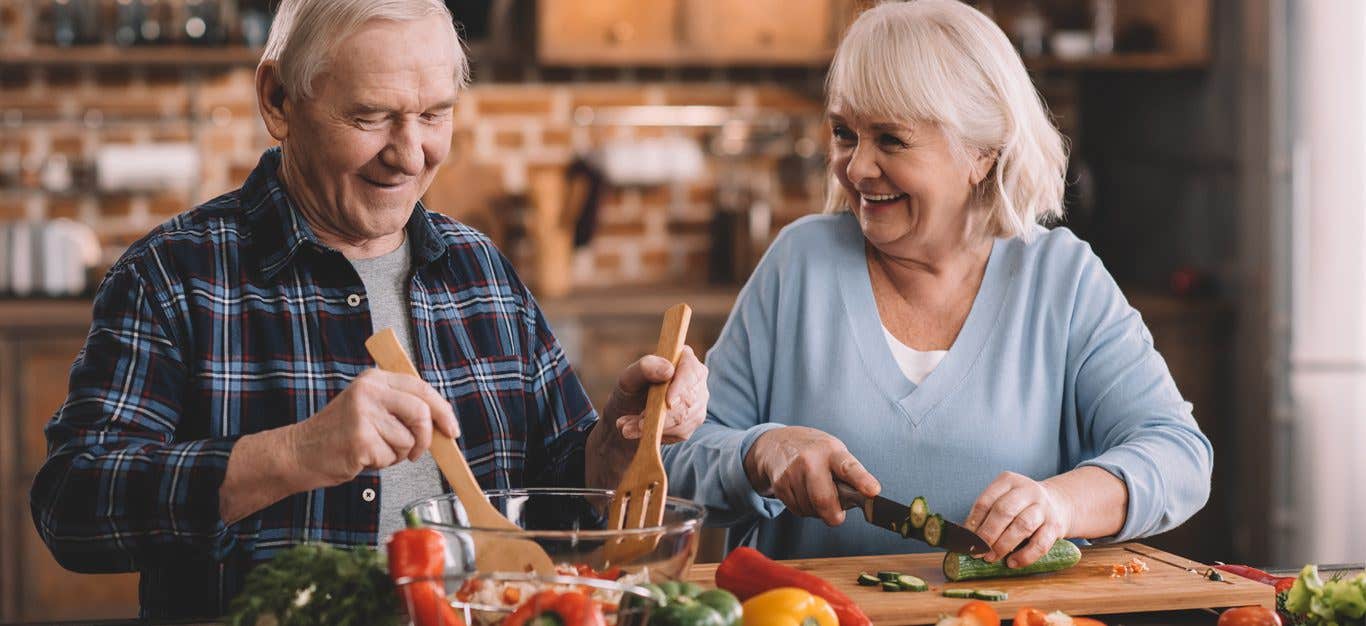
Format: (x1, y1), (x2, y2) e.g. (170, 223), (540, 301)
(1068, 251), (1214, 541)
(661, 235), (789, 527)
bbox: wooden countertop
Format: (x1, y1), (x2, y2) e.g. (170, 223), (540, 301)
(0, 297), (93, 332)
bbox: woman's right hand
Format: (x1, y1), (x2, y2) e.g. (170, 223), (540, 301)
(743, 426), (881, 526)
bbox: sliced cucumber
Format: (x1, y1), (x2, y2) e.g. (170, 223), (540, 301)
(972, 589), (1009, 601)
(942, 588), (976, 599)
(943, 539), (1083, 581)
(877, 571), (901, 582)
(908, 496), (930, 529)
(895, 574), (928, 592)
(923, 514), (944, 546)
(856, 572), (881, 586)
(880, 581), (902, 592)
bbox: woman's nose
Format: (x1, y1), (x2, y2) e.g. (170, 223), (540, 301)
(845, 142), (881, 183)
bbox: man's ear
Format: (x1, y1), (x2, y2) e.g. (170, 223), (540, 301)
(256, 62), (290, 142)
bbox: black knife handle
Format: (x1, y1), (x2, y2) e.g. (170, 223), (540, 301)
(834, 480), (865, 511)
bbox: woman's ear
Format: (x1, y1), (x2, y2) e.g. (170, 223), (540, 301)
(969, 149), (997, 187)
(256, 62), (290, 142)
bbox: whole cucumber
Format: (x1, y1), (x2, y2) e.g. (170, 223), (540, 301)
(942, 539), (1082, 581)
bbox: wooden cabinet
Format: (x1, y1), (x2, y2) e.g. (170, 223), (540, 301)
(690, 0), (838, 64)
(0, 302), (140, 621)
(538, 0), (850, 66)
(539, 0), (688, 65)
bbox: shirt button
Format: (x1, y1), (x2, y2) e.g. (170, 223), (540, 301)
(347, 293), (363, 307)
(362, 488), (376, 503)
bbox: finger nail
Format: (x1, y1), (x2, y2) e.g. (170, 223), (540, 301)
(1008, 558), (1018, 568)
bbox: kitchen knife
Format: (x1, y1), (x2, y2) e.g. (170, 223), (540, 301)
(835, 482), (990, 555)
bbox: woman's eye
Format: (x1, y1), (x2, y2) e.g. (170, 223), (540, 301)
(831, 126), (857, 144)
(879, 134), (908, 149)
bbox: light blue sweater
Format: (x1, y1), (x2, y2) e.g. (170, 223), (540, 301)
(662, 213), (1213, 559)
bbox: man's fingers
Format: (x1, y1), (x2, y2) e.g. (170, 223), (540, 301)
(371, 413), (416, 466)
(830, 450), (880, 498)
(378, 370), (459, 439)
(615, 415), (643, 439)
(615, 355), (675, 398)
(666, 347), (704, 406)
(1008, 523), (1060, 569)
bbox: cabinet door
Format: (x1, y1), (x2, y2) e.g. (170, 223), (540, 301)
(10, 337), (141, 621)
(693, 0), (837, 64)
(539, 0), (686, 65)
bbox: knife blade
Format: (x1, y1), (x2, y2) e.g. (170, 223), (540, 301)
(835, 482), (990, 555)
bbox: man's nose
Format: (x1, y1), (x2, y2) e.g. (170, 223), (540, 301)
(380, 120), (424, 176)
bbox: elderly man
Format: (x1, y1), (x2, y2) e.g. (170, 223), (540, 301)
(29, 0), (707, 618)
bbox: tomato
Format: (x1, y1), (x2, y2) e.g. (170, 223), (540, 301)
(1274, 577), (1296, 595)
(957, 600), (1000, 626)
(1218, 606), (1283, 626)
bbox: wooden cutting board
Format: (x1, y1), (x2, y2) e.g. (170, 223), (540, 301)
(685, 544), (1273, 624)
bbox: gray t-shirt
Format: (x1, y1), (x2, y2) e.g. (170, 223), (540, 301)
(349, 236), (444, 545)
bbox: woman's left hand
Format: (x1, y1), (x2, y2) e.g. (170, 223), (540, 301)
(964, 471), (1074, 568)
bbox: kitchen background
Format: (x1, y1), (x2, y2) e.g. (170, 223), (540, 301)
(0, 0), (1360, 621)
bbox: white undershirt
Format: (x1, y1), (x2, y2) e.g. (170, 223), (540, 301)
(881, 324), (949, 385)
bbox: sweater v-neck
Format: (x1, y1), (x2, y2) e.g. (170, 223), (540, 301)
(834, 213), (1015, 427)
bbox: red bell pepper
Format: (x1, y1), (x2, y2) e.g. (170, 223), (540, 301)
(714, 546), (871, 626)
(503, 590), (606, 626)
(387, 524), (464, 626)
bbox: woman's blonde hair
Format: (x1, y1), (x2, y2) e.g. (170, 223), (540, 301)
(261, 0), (469, 101)
(824, 0), (1067, 240)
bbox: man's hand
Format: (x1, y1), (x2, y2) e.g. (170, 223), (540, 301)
(585, 346), (707, 489)
(287, 368), (460, 487)
(603, 346), (708, 444)
(742, 426), (880, 526)
(220, 369), (458, 524)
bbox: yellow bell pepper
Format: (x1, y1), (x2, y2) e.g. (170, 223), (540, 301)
(740, 587), (839, 626)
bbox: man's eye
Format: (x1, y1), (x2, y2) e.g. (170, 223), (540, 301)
(355, 117), (385, 127)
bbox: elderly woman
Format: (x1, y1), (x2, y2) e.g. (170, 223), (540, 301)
(663, 0), (1212, 567)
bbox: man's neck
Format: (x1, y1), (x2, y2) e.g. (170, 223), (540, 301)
(278, 154), (407, 260)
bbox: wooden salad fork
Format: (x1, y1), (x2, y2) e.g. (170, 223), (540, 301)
(366, 328), (554, 575)
(603, 303), (692, 563)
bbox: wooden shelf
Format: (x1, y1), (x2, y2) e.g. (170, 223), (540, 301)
(0, 45), (260, 68)
(1025, 53), (1209, 72)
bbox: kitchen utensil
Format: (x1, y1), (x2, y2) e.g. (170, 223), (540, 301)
(404, 489), (706, 581)
(835, 483), (991, 554)
(365, 328), (555, 575)
(684, 543), (1274, 625)
(604, 303), (692, 562)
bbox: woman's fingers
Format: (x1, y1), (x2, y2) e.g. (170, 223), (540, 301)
(987, 502), (1046, 563)
(830, 450), (880, 498)
(1008, 521), (1062, 569)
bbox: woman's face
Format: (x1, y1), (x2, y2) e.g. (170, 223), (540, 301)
(828, 104), (990, 256)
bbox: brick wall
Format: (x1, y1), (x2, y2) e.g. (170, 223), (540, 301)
(1, 62), (826, 289)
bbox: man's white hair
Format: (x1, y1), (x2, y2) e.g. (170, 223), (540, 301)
(824, 0), (1068, 240)
(260, 0), (470, 100)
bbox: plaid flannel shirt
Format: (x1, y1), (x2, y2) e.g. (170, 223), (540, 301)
(29, 147), (597, 618)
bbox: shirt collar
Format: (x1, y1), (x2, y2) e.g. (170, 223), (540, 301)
(241, 147), (448, 281)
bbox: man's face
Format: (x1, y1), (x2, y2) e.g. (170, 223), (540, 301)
(279, 15), (458, 245)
